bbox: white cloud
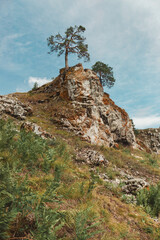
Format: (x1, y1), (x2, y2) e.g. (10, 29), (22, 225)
(0, 33), (29, 71)
(133, 115), (160, 129)
(28, 76), (51, 87)
(0, 34), (24, 56)
(1, 0), (160, 129)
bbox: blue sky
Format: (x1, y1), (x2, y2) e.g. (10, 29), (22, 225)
(0, 0), (160, 129)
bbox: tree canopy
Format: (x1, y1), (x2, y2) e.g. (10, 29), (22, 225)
(92, 61), (116, 88)
(47, 25), (90, 70)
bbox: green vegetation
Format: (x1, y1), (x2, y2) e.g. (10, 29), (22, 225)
(74, 208), (101, 240)
(32, 82), (38, 90)
(0, 120), (101, 239)
(92, 61), (115, 88)
(47, 25), (90, 70)
(131, 119), (139, 136)
(0, 116), (160, 240)
(137, 183), (160, 217)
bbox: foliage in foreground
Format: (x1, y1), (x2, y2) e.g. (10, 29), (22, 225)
(137, 183), (160, 217)
(75, 208), (101, 240)
(0, 120), (101, 240)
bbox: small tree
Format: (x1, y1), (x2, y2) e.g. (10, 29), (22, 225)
(47, 25), (90, 70)
(131, 119), (139, 136)
(32, 82), (38, 91)
(92, 61), (115, 88)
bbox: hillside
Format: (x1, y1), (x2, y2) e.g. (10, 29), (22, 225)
(0, 64), (160, 240)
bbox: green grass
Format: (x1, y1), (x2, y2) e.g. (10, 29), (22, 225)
(1, 116), (160, 240)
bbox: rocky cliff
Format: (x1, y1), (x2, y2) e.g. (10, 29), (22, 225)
(35, 63), (136, 148)
(137, 128), (160, 154)
(0, 95), (32, 119)
(2, 64), (159, 154)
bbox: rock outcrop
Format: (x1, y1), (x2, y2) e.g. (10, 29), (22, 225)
(0, 95), (32, 119)
(137, 128), (160, 154)
(36, 63), (136, 147)
(75, 148), (108, 166)
(122, 178), (149, 195)
(21, 121), (53, 139)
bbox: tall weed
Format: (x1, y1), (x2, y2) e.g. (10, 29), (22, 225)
(137, 183), (160, 217)
(75, 207), (101, 240)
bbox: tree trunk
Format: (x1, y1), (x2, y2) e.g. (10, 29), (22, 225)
(65, 49), (69, 70)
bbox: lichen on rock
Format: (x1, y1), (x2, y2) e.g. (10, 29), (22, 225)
(21, 121), (53, 139)
(43, 63), (136, 147)
(75, 148), (108, 166)
(137, 128), (160, 154)
(0, 95), (32, 120)
(122, 178), (149, 195)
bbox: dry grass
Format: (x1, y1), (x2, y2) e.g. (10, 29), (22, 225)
(10, 91), (160, 240)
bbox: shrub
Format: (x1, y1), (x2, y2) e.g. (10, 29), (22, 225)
(148, 157), (158, 167)
(16, 129), (48, 169)
(0, 163), (17, 239)
(75, 208), (101, 240)
(137, 183), (160, 217)
(87, 171), (99, 194)
(0, 119), (16, 151)
(0, 120), (65, 239)
(0, 163), (64, 239)
(32, 179), (64, 240)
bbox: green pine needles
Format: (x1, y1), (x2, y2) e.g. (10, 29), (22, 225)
(92, 61), (116, 88)
(47, 25), (90, 70)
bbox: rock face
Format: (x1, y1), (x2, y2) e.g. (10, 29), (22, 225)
(0, 95), (32, 120)
(21, 121), (53, 139)
(75, 148), (108, 166)
(137, 128), (160, 154)
(122, 178), (149, 195)
(37, 63), (136, 147)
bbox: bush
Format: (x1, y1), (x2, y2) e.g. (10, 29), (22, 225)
(0, 163), (64, 239)
(0, 120), (65, 239)
(75, 208), (101, 240)
(137, 183), (160, 217)
(0, 163), (17, 239)
(148, 157), (158, 167)
(16, 129), (48, 169)
(0, 119), (16, 151)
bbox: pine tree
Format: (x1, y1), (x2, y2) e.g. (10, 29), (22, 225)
(92, 61), (115, 88)
(47, 25), (90, 70)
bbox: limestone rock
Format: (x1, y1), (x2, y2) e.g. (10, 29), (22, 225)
(137, 128), (160, 154)
(122, 178), (149, 195)
(75, 148), (108, 166)
(35, 63), (136, 147)
(0, 95), (32, 120)
(21, 121), (53, 139)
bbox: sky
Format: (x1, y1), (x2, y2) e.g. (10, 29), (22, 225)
(0, 0), (160, 129)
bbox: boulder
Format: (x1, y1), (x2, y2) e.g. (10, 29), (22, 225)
(122, 178), (149, 195)
(75, 148), (108, 166)
(137, 128), (160, 154)
(0, 95), (32, 120)
(21, 121), (53, 139)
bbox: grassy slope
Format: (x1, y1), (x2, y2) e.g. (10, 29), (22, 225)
(7, 91), (160, 240)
